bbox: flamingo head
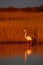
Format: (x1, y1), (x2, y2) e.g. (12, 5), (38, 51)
(24, 30), (26, 32)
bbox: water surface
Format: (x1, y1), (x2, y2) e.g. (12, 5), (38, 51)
(0, 43), (43, 65)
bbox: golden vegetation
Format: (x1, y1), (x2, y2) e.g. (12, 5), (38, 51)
(0, 11), (43, 42)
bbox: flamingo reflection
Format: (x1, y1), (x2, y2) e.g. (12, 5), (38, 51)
(24, 49), (32, 62)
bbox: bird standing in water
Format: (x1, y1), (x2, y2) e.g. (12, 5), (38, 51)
(24, 30), (32, 45)
(24, 30), (32, 62)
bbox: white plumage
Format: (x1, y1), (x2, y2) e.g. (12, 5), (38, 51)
(24, 30), (32, 41)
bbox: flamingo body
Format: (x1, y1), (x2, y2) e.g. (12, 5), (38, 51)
(25, 36), (32, 41)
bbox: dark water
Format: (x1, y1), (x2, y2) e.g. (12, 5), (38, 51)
(0, 43), (43, 65)
(0, 54), (43, 65)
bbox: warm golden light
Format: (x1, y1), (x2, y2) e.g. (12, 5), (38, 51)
(24, 49), (32, 62)
(26, 50), (32, 55)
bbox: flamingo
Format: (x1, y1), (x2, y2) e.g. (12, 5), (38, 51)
(24, 30), (32, 43)
(23, 30), (32, 62)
